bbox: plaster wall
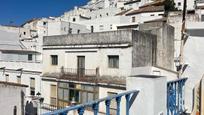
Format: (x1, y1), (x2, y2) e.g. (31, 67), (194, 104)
(127, 75), (167, 115)
(0, 84), (26, 115)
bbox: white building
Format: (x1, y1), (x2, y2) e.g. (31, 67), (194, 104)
(40, 24), (177, 113)
(0, 29), (42, 97)
(0, 81), (27, 115)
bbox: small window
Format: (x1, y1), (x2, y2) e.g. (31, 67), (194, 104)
(5, 74), (9, 82)
(28, 54), (32, 61)
(110, 24), (113, 29)
(51, 55), (58, 65)
(73, 18), (76, 22)
(43, 22), (47, 26)
(132, 17), (135, 22)
(201, 15), (204, 21)
(150, 14), (155, 16)
(77, 29), (80, 34)
(30, 78), (35, 95)
(108, 92), (117, 114)
(106, 13), (109, 16)
(178, 2), (181, 6)
(108, 55), (119, 68)
(91, 26), (94, 33)
(100, 14), (102, 18)
(50, 85), (57, 106)
(69, 28), (72, 34)
(17, 76), (21, 84)
(99, 25), (104, 30)
(23, 32), (26, 35)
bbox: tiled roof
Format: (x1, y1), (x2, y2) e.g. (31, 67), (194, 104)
(115, 8), (132, 16)
(126, 6), (164, 15)
(140, 0), (165, 8)
(197, 5), (204, 9)
(124, 0), (141, 5)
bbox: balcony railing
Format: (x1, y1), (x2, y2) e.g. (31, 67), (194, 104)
(60, 67), (98, 77)
(42, 90), (139, 115)
(167, 78), (187, 115)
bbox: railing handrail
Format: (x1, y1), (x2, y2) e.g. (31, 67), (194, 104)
(43, 90), (139, 115)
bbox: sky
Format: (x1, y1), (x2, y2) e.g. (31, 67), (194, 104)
(0, 0), (89, 26)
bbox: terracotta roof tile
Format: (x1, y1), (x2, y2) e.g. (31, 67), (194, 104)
(126, 6), (164, 15)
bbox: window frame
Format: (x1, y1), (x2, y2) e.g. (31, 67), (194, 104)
(51, 55), (58, 65)
(108, 55), (119, 68)
(30, 77), (35, 96)
(28, 54), (33, 61)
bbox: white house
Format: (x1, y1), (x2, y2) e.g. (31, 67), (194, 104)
(0, 81), (27, 115)
(0, 29), (42, 97)
(41, 23), (177, 114)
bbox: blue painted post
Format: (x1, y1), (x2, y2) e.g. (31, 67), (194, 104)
(105, 100), (111, 115)
(92, 103), (99, 115)
(78, 107), (85, 115)
(116, 96), (122, 115)
(59, 111), (67, 115)
(125, 94), (130, 115)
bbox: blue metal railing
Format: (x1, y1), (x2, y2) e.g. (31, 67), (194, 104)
(167, 78), (187, 115)
(43, 90), (139, 115)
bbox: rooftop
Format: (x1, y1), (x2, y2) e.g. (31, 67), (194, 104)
(43, 30), (154, 47)
(126, 6), (164, 15)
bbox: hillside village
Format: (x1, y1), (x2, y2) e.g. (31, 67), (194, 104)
(0, 0), (204, 115)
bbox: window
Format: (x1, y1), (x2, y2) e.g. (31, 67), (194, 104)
(108, 92), (117, 114)
(106, 13), (109, 16)
(77, 56), (85, 76)
(50, 85), (57, 106)
(132, 17), (135, 22)
(23, 32), (26, 35)
(5, 74), (9, 82)
(51, 55), (58, 65)
(30, 78), (35, 95)
(57, 83), (98, 107)
(110, 24), (113, 29)
(201, 15), (204, 21)
(73, 18), (76, 22)
(77, 29), (80, 34)
(91, 26), (94, 33)
(17, 76), (21, 84)
(69, 28), (72, 34)
(43, 22), (47, 26)
(100, 14), (102, 18)
(108, 55), (119, 68)
(99, 25), (104, 30)
(150, 14), (155, 16)
(178, 2), (181, 6)
(28, 54), (32, 61)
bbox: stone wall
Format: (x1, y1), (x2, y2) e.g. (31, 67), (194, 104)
(139, 22), (175, 70)
(132, 31), (157, 67)
(43, 30), (133, 46)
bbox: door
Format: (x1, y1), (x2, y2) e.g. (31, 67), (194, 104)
(77, 56), (85, 77)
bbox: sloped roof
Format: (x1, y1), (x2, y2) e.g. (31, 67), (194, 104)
(115, 8), (133, 16)
(126, 6), (164, 15)
(140, 0), (165, 8)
